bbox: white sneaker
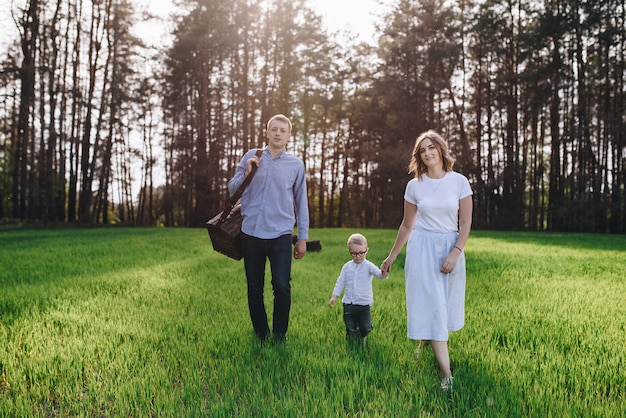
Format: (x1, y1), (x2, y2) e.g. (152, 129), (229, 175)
(441, 376), (454, 391)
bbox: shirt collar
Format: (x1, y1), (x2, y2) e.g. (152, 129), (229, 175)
(264, 146), (286, 159)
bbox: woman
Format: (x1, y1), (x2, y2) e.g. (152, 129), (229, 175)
(381, 130), (473, 391)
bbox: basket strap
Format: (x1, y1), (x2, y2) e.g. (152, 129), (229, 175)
(218, 148), (263, 224)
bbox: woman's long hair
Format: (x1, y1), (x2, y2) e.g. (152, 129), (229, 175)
(408, 130), (455, 180)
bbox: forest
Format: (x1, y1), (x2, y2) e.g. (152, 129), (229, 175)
(1, 0), (625, 232)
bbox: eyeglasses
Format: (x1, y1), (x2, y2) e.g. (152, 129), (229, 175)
(350, 251), (367, 258)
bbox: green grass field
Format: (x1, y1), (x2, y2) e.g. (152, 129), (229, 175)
(0, 227), (624, 417)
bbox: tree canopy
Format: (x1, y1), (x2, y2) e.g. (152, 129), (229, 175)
(1, 0), (624, 232)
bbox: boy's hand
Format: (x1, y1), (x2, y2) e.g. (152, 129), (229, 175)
(328, 296), (337, 308)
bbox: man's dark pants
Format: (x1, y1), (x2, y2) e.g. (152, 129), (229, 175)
(241, 233), (292, 339)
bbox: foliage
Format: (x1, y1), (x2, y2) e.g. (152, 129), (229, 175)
(1, 0), (625, 231)
(0, 227), (624, 416)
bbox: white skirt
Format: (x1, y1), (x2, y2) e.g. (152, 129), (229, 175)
(405, 228), (466, 341)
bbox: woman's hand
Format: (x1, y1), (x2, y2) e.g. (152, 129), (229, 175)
(441, 250), (460, 274)
(381, 255), (396, 276)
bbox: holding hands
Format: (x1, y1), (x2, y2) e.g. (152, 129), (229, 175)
(380, 255), (396, 277)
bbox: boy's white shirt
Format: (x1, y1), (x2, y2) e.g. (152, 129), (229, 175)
(332, 259), (387, 306)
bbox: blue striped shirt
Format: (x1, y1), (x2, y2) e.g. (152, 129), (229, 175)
(228, 147), (309, 240)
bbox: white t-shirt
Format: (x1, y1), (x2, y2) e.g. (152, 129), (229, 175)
(404, 172), (473, 233)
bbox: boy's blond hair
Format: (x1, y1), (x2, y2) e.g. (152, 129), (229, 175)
(347, 233), (368, 248)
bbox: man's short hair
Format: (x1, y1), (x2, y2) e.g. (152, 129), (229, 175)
(267, 114), (292, 132)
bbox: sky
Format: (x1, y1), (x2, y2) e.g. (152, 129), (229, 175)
(305, 0), (390, 43)
(1, 0), (391, 51)
(134, 0), (391, 46)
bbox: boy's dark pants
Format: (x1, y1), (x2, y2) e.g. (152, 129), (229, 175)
(343, 303), (373, 339)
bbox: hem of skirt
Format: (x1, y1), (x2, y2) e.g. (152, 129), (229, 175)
(408, 335), (449, 341)
(408, 326), (464, 341)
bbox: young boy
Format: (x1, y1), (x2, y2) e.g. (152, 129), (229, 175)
(328, 233), (388, 347)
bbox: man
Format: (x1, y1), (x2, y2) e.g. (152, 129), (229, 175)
(228, 114), (309, 342)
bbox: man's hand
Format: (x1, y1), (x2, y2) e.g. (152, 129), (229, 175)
(294, 239), (307, 259)
(244, 155), (261, 176)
